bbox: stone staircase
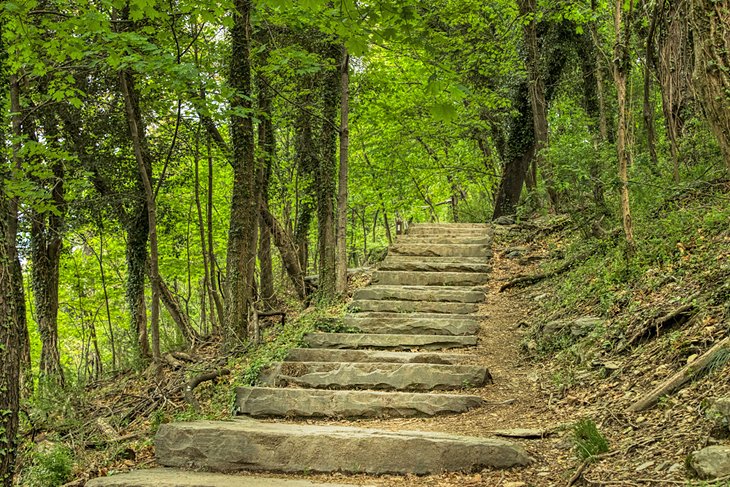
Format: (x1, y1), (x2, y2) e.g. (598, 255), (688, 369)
(89, 223), (531, 486)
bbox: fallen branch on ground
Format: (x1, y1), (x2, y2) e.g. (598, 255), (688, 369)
(500, 255), (584, 292)
(628, 336), (730, 412)
(183, 368), (231, 412)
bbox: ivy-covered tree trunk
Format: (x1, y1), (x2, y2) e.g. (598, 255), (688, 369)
(612, 0), (636, 250)
(689, 0), (730, 169)
(493, 81), (534, 218)
(119, 70), (162, 360)
(294, 96), (316, 274)
(1, 31), (21, 484)
(31, 101), (66, 386)
(336, 48), (349, 296)
(315, 43), (340, 302)
(226, 0), (259, 340)
(256, 36), (275, 310)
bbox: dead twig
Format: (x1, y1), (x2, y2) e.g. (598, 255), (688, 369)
(183, 368), (231, 412)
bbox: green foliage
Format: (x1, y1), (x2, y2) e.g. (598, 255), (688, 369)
(20, 443), (73, 487)
(572, 418), (609, 461)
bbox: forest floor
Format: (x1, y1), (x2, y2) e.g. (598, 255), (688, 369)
(48, 214), (730, 487)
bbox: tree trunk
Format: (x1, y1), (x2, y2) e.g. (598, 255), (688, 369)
(315, 43), (339, 303)
(8, 76), (32, 395)
(119, 70), (162, 360)
(336, 48), (349, 296)
(1, 64), (21, 486)
(31, 101), (66, 387)
(261, 206), (306, 300)
(195, 131), (217, 332)
(256, 37), (275, 309)
(643, 0), (661, 177)
(521, 0), (555, 210)
(689, 0), (730, 169)
(612, 0), (636, 250)
(226, 0), (259, 341)
(207, 137), (225, 326)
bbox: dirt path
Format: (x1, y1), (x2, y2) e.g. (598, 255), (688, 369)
(284, 227), (580, 487)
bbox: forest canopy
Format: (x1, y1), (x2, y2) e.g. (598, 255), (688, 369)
(1, 0), (729, 482)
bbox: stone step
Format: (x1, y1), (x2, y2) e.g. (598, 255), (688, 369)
(261, 362), (492, 391)
(407, 225), (492, 237)
(396, 236), (492, 245)
(155, 420), (533, 474)
(351, 299), (479, 314)
(87, 469), (358, 487)
(373, 271), (490, 286)
(380, 257), (492, 273)
(236, 387), (485, 418)
(304, 333), (477, 350)
(354, 286), (485, 303)
(390, 243), (490, 258)
(285, 348), (473, 364)
(344, 314), (479, 335)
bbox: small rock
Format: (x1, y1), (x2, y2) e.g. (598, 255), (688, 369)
(494, 215), (516, 225)
(635, 460), (655, 472)
(689, 445), (730, 479)
(667, 463), (683, 473)
(711, 397), (730, 423)
(534, 293), (549, 301)
(570, 317), (604, 338)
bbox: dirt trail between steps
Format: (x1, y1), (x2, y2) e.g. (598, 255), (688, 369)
(264, 227), (581, 487)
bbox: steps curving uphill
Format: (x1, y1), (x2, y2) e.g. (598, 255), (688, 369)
(89, 223), (531, 486)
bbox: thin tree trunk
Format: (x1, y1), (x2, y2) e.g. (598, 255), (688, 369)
(261, 206), (306, 300)
(336, 48), (349, 296)
(226, 0), (259, 340)
(256, 35), (275, 309)
(207, 137), (225, 326)
(97, 227), (116, 370)
(195, 130), (216, 332)
(612, 0), (636, 250)
(119, 70), (162, 360)
(643, 0), (661, 177)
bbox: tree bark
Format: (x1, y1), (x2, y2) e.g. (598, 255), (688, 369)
(315, 42), (339, 303)
(119, 70), (162, 360)
(261, 206), (306, 300)
(689, 0), (730, 169)
(30, 92), (66, 387)
(643, 0), (661, 177)
(336, 48), (349, 296)
(612, 0), (636, 250)
(256, 34), (275, 309)
(226, 0), (259, 341)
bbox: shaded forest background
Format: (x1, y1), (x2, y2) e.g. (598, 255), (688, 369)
(0, 0), (729, 483)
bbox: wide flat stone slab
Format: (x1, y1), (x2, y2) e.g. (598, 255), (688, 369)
(354, 286), (485, 303)
(236, 387), (485, 418)
(351, 299), (479, 314)
(380, 258), (492, 273)
(389, 243), (490, 258)
(262, 362), (491, 391)
(87, 469), (357, 487)
(344, 314), (479, 335)
(373, 271), (490, 286)
(407, 225), (492, 237)
(155, 420), (533, 474)
(285, 348), (472, 364)
(304, 333), (478, 350)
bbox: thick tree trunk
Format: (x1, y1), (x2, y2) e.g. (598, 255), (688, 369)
(8, 77), (32, 395)
(689, 0), (730, 169)
(1, 62), (21, 486)
(126, 208), (150, 360)
(336, 48), (349, 296)
(612, 0), (636, 250)
(315, 44), (339, 302)
(31, 100), (66, 387)
(521, 0), (555, 210)
(493, 81), (535, 218)
(226, 0), (259, 340)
